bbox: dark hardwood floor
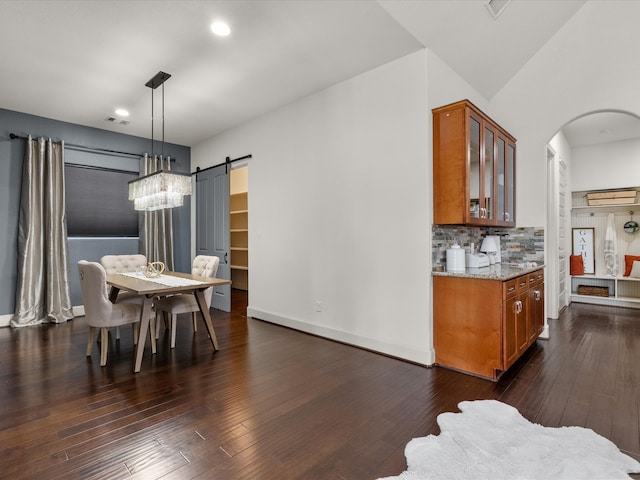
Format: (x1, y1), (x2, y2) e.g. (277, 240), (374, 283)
(1, 292), (639, 479)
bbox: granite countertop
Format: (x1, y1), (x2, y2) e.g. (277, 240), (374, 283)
(432, 263), (545, 281)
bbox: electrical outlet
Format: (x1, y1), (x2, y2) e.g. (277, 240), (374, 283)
(315, 301), (322, 312)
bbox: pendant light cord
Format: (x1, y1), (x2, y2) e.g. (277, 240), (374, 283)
(162, 82), (165, 159)
(144, 71), (171, 162)
(150, 86), (154, 158)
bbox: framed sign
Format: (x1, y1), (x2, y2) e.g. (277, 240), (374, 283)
(572, 228), (595, 274)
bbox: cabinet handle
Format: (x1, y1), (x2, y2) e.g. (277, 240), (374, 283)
(505, 212), (510, 221)
(480, 207), (486, 218)
(534, 290), (541, 301)
(514, 300), (523, 314)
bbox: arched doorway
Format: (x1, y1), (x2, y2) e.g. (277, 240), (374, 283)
(546, 110), (640, 319)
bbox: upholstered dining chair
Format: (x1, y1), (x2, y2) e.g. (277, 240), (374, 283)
(77, 260), (142, 366)
(100, 254), (148, 303)
(154, 255), (220, 349)
(100, 254), (157, 345)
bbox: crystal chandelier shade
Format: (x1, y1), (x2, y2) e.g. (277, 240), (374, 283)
(128, 71), (193, 212)
(128, 170), (192, 211)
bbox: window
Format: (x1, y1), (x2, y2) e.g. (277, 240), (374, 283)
(65, 164), (139, 237)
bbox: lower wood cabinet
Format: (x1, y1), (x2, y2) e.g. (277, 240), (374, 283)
(433, 269), (544, 381)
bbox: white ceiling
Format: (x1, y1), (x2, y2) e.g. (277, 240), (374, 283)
(561, 112), (640, 148)
(1, 0), (623, 149)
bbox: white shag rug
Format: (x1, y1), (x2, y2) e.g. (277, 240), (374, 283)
(379, 400), (640, 480)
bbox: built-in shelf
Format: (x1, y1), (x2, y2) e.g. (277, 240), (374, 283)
(571, 203), (640, 215)
(570, 274), (640, 309)
(572, 202), (640, 209)
(230, 191), (248, 290)
(570, 189), (640, 309)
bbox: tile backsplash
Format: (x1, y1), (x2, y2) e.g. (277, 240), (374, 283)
(432, 226), (544, 268)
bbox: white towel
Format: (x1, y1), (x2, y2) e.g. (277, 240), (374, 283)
(604, 213), (617, 276)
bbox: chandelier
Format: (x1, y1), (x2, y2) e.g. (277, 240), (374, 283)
(128, 170), (192, 211)
(128, 71), (192, 211)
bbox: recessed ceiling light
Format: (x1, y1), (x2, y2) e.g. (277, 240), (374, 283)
(115, 108), (130, 117)
(600, 129), (612, 134)
(211, 21), (230, 36)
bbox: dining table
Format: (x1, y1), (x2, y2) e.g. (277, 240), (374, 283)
(106, 270), (231, 372)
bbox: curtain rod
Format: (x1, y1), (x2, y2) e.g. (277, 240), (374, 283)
(192, 154), (252, 175)
(9, 133), (175, 161)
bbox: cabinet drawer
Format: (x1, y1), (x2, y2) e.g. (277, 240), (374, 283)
(528, 270), (544, 287)
(503, 274), (528, 298)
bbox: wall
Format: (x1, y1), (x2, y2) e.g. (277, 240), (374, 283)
(547, 130), (573, 316)
(569, 136), (640, 278)
(189, 1), (640, 363)
(571, 137), (640, 192)
(0, 108), (191, 325)
(490, 1), (640, 229)
(193, 51), (434, 364)
(432, 226), (544, 268)
(571, 191), (640, 276)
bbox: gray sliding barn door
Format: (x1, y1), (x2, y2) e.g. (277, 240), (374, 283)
(196, 164), (230, 312)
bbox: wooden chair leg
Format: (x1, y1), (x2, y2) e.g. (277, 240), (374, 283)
(86, 326), (95, 356)
(149, 317), (157, 354)
(171, 314), (178, 349)
(163, 311), (170, 332)
(155, 313), (160, 339)
(100, 328), (109, 366)
(132, 323), (139, 346)
(192, 312), (198, 332)
(116, 326), (120, 340)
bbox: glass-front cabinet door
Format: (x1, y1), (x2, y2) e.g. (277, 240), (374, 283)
(496, 136), (506, 221)
(505, 141), (516, 225)
(483, 125), (495, 222)
(497, 136), (506, 222)
(467, 110), (496, 225)
(494, 133), (516, 227)
(468, 114), (482, 221)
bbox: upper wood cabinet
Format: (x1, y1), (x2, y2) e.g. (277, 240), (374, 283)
(433, 99), (516, 227)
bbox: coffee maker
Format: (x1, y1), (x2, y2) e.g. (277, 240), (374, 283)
(480, 235), (501, 265)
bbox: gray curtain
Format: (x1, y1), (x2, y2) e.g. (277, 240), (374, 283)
(12, 136), (73, 327)
(140, 154), (175, 270)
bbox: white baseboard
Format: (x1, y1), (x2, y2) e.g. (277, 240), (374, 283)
(246, 307), (435, 366)
(2, 306), (436, 367)
(0, 307), (85, 328)
(0, 314), (11, 327)
(539, 323), (550, 339)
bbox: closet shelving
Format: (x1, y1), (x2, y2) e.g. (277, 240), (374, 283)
(230, 191), (248, 290)
(570, 188), (640, 308)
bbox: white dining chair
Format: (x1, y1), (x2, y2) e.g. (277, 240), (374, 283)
(100, 254), (148, 303)
(77, 260), (142, 366)
(100, 254), (159, 348)
(154, 255), (220, 349)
